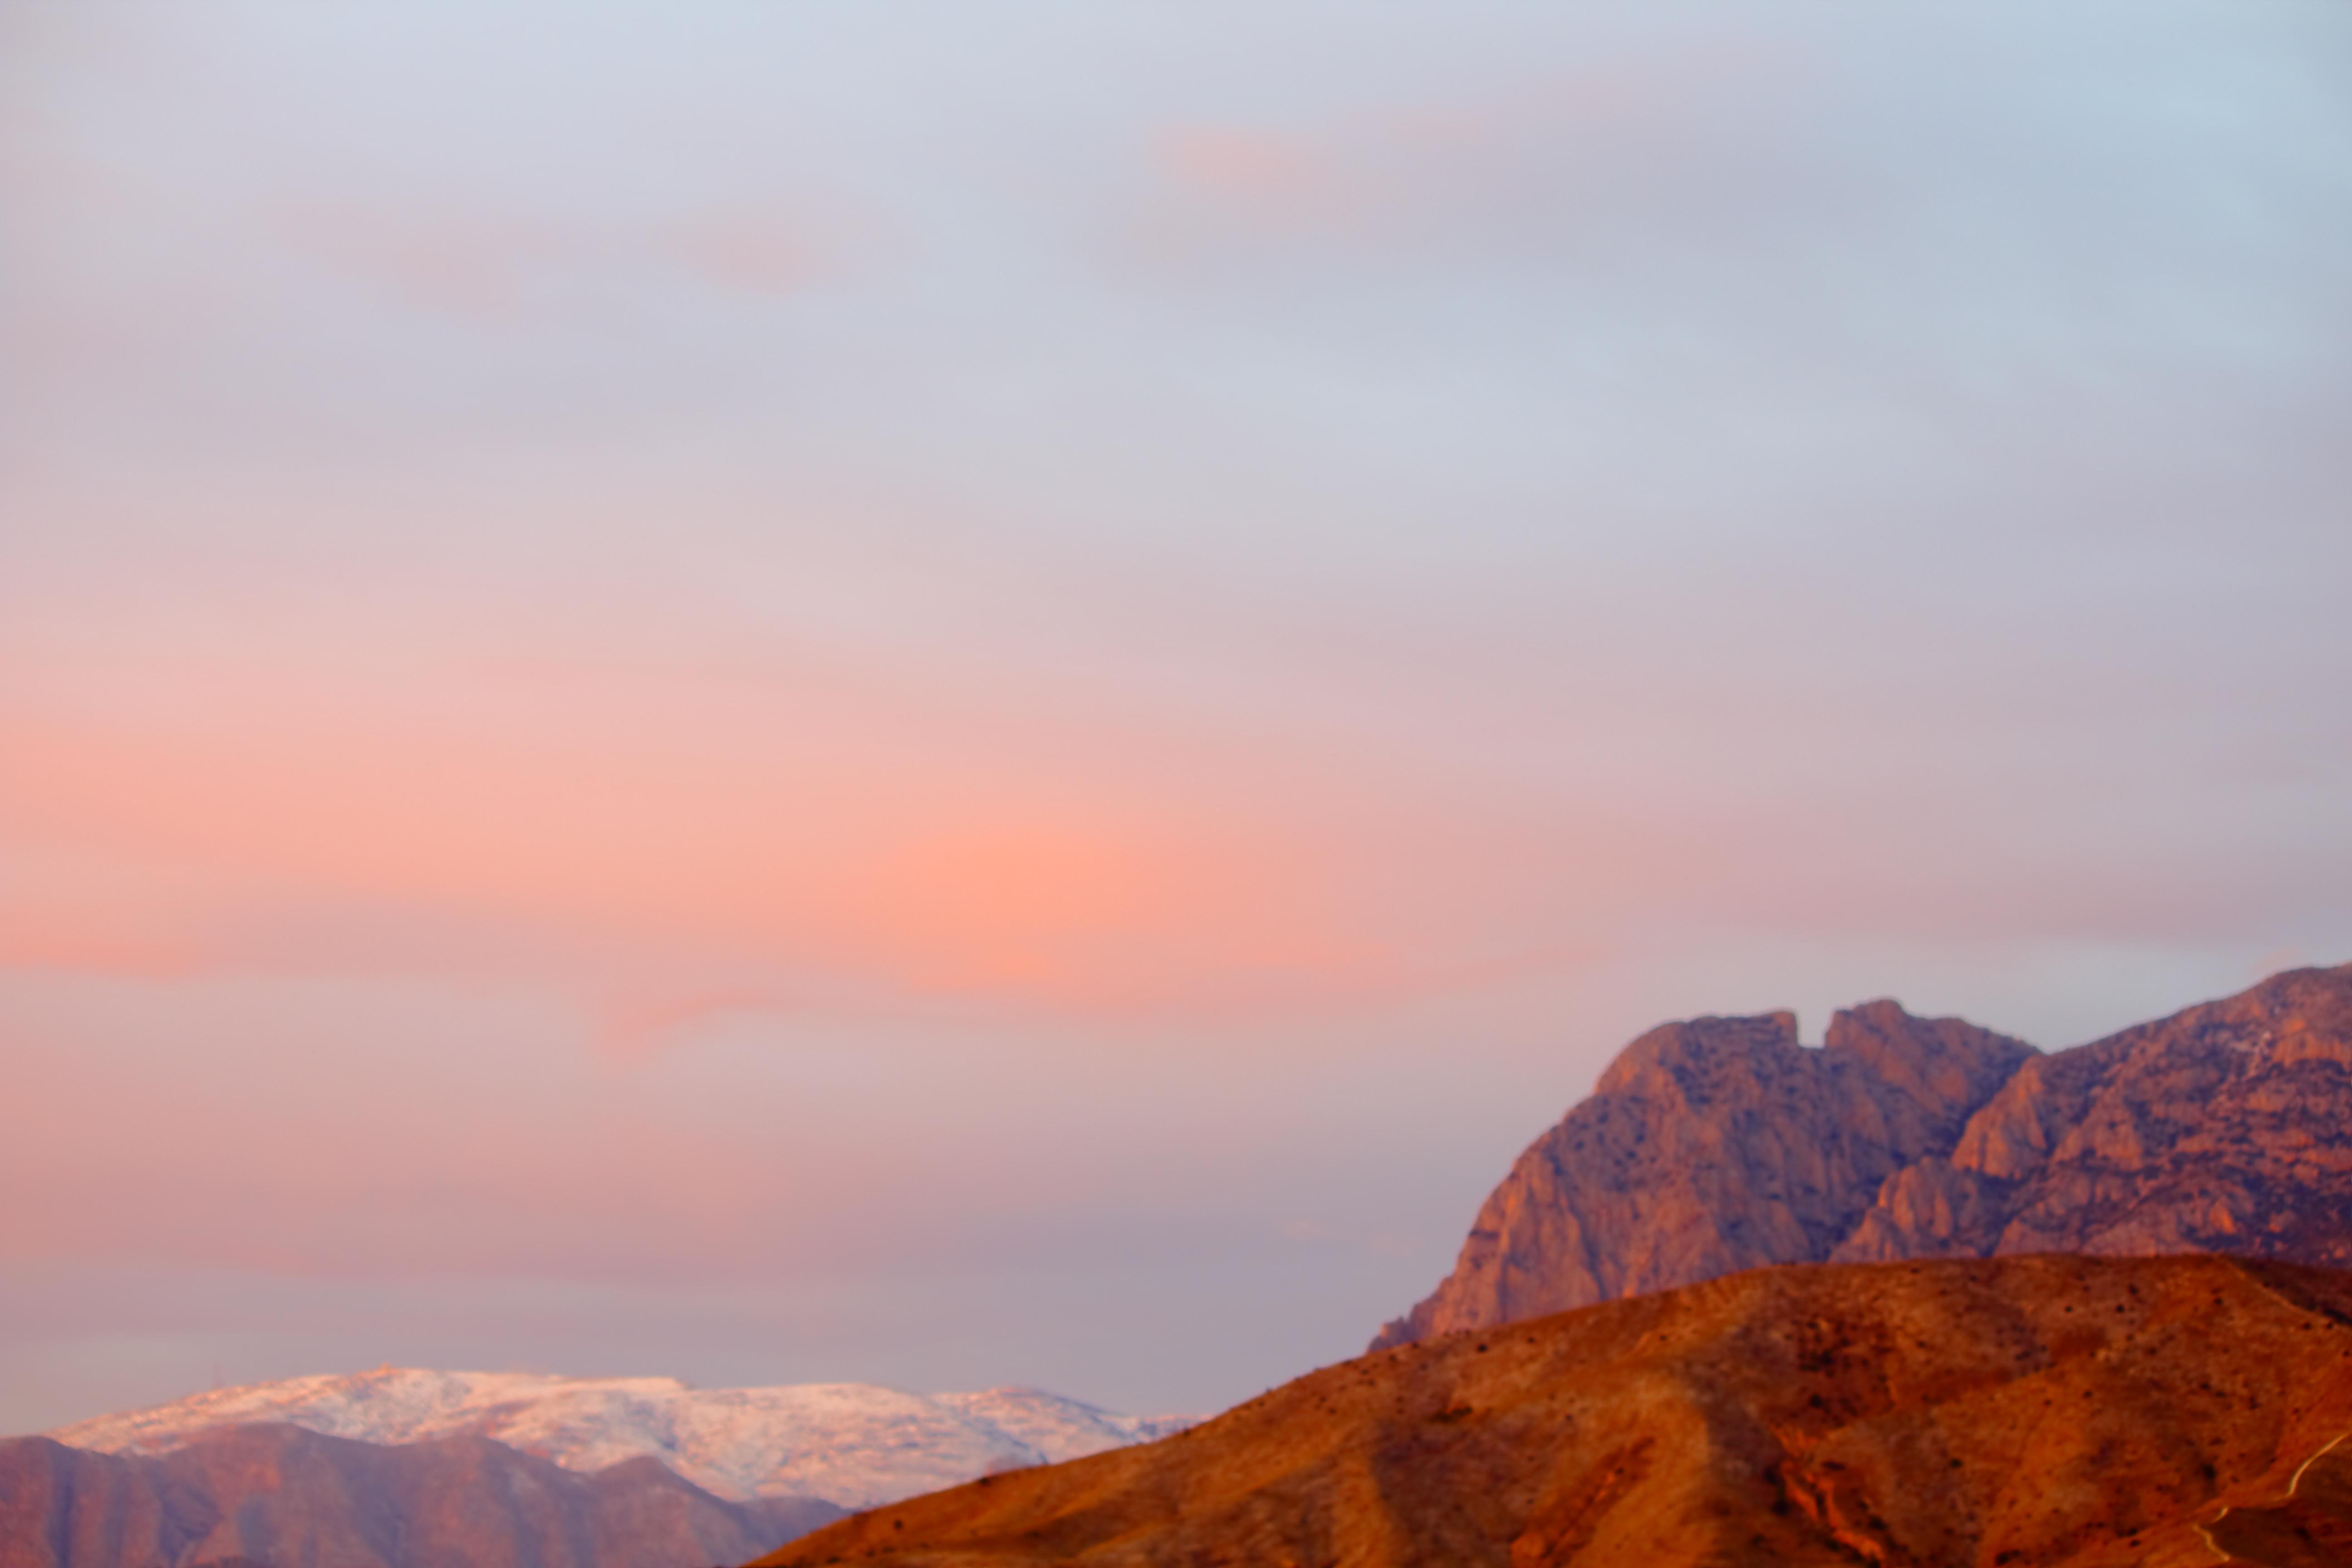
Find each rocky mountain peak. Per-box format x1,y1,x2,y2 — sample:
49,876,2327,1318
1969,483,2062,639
1838,960,2352,1267
1369,1000,2033,1350
1592,1009,1799,1099
1377,965,2352,1350
1822,997,2037,1127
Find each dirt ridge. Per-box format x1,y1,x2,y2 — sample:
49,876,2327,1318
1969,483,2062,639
755,1254,2352,1568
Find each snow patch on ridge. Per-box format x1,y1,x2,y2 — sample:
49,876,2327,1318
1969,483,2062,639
46,1368,1194,1509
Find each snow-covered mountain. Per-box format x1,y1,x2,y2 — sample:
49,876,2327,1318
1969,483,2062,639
46,1368,1194,1509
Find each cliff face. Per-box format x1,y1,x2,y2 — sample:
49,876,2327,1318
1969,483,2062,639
1377,964,2352,1350
0,1423,843,1568
1370,1001,2034,1349
755,1255,2352,1568
1836,963,2352,1268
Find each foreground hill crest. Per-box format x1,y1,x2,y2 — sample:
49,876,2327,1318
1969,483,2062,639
758,1255,2352,1568
1375,962,2352,1349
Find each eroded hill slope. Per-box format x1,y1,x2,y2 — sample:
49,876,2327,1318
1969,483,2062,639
754,1254,2352,1568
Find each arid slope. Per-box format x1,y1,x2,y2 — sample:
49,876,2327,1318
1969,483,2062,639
755,1255,2352,1568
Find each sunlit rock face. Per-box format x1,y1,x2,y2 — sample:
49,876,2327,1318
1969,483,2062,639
1376,963,2352,1349
1836,962,2352,1268
1371,1001,2034,1348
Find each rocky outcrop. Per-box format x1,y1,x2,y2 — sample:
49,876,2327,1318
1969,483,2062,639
1835,961,2352,1267
0,1422,843,1568
754,1255,2352,1568
1376,964,2352,1350
1369,1001,2034,1348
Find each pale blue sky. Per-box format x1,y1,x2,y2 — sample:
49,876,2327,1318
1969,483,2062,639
3,0,2349,1431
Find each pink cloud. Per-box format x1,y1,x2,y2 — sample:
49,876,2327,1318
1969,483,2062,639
1130,34,1793,265
1156,127,1334,211
667,206,827,296
274,200,566,320
0,645,1418,1023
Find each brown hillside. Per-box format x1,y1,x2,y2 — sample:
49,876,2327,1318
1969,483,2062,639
753,1255,2352,1568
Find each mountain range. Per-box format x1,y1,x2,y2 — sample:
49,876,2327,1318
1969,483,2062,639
46,1369,1190,1509
0,1423,842,1568
8,1372,1187,1568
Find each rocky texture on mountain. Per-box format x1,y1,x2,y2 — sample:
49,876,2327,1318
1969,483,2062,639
49,1370,1191,1509
0,1422,843,1568
1376,964,2352,1350
1371,1000,2035,1348
754,1254,2352,1568
1836,963,2352,1268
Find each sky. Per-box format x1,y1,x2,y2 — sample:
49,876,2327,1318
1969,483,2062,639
4,0,2350,1434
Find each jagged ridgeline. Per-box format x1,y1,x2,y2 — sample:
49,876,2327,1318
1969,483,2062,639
1375,962,2352,1349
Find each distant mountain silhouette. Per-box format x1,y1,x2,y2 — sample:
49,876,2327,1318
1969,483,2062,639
20,1371,1196,1568
0,1422,842,1568
754,1254,2352,1568
1374,963,2352,1349
49,1369,1186,1510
